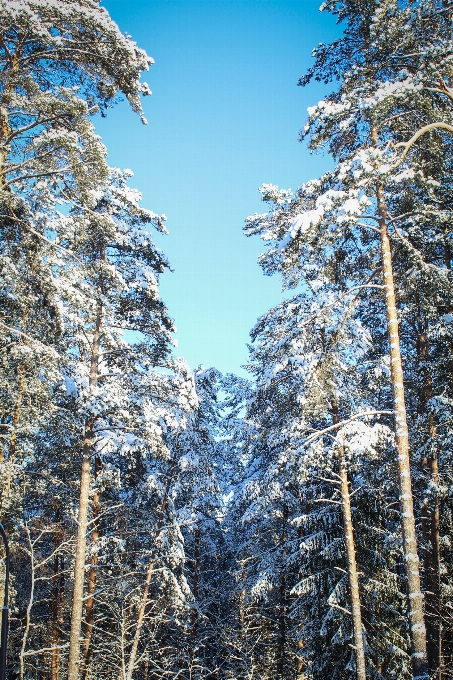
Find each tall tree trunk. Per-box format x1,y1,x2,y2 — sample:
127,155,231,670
189,527,200,668
443,233,453,399
296,520,305,680
276,505,288,680
238,569,246,638
332,405,367,680
421,459,441,678
374,170,428,678
51,508,65,680
416,303,442,678
294,488,309,680
125,457,177,680
67,304,102,680
82,455,102,680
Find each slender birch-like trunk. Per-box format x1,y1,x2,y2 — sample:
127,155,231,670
189,526,200,670
20,524,36,680
67,305,102,680
421,456,441,678
125,457,177,680
332,405,367,680
236,567,247,680
443,233,453,398
374,171,428,678
82,456,102,680
190,527,200,644
238,569,246,638
276,505,288,680
296,510,305,680
51,509,65,680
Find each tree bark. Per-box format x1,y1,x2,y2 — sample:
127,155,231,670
51,508,65,680
276,505,288,680
416,304,442,678
189,526,200,668
82,455,102,680
67,304,102,680
421,456,441,678
375,176,428,679
238,569,246,638
296,517,305,680
332,405,367,680
443,233,453,399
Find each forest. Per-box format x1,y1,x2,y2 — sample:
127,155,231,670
1,0,453,679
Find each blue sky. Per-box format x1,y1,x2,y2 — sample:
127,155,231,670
99,0,339,376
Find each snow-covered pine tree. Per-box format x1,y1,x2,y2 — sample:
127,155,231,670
242,1,453,674
221,374,301,680
0,0,155,501
0,6,154,672
169,366,231,680
348,3,453,670
239,279,407,679
52,168,196,680
7,166,199,680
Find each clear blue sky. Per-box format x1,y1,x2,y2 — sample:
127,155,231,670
98,0,339,376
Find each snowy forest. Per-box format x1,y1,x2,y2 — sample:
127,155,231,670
1,0,453,679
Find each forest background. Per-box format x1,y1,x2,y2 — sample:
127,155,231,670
1,2,453,680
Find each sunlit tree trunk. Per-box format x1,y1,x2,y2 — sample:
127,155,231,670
332,405,367,680
443,231,453,399
296,518,305,680
82,455,102,680
374,169,428,678
276,505,288,680
189,526,200,670
68,304,102,680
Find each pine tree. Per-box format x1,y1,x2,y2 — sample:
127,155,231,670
241,1,453,674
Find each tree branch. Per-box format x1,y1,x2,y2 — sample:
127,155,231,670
394,122,453,163
300,410,393,449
